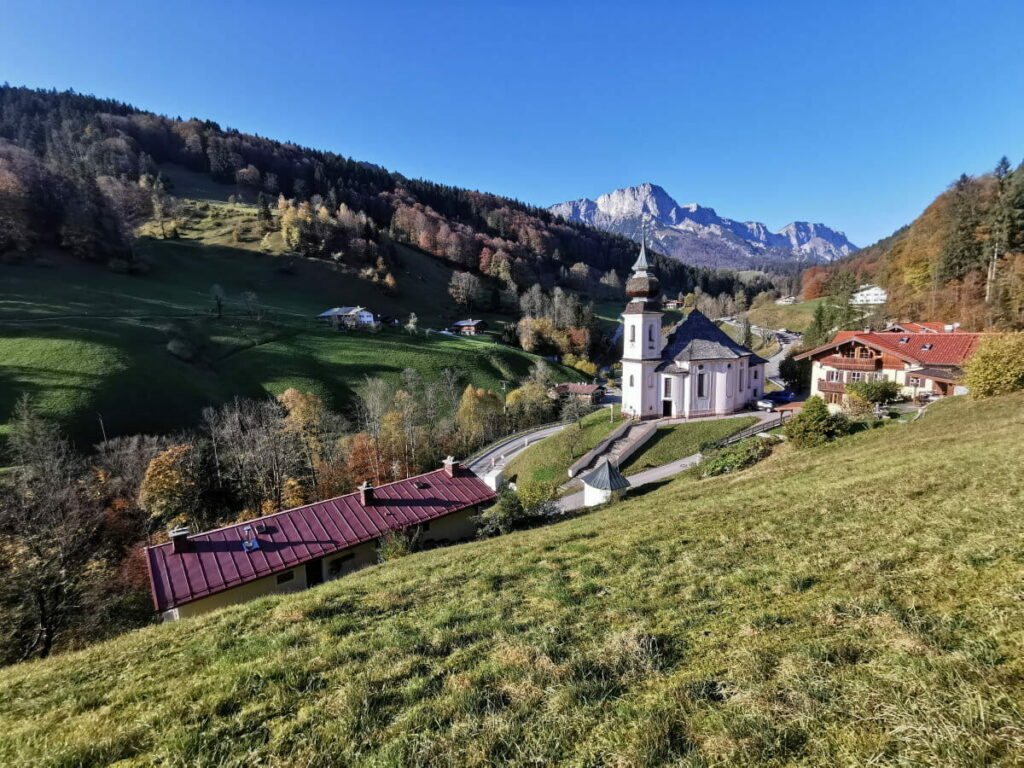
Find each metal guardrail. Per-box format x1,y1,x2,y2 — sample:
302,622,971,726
461,420,570,467
713,414,786,448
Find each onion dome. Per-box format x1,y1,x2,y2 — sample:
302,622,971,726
625,239,660,303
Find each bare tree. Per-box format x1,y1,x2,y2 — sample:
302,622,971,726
0,397,104,662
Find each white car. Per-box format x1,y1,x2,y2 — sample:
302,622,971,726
755,399,775,412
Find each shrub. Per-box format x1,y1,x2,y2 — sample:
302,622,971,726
700,436,775,477
964,333,1024,398
847,379,901,405
477,489,533,538
377,527,421,562
784,396,850,448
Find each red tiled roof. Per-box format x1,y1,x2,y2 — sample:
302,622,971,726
797,332,981,366
553,383,603,395
146,466,495,612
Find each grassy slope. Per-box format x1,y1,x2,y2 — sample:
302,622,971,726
2,394,1023,765
505,404,621,484
745,298,826,334
717,321,779,358
0,197,577,443
618,416,757,476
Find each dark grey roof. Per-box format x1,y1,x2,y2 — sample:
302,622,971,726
912,366,964,382
658,310,763,366
580,459,630,491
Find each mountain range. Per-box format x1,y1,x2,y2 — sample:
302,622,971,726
549,183,857,270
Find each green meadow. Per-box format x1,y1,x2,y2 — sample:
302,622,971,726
1,393,1022,765
0,203,578,443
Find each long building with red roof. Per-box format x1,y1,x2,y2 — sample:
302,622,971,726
147,459,495,620
796,330,982,406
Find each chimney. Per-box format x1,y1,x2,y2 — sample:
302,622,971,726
442,455,458,478
169,525,191,554
358,480,375,505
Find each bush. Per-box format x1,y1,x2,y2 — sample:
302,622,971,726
846,379,901,405
700,436,775,477
477,489,535,538
784,396,850,448
377,527,421,562
964,333,1024,398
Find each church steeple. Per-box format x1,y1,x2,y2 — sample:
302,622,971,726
625,224,660,307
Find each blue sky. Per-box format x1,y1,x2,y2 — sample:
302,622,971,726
3,0,1023,246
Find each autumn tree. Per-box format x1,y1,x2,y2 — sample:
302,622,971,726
964,332,1024,397
137,444,201,529
456,385,504,448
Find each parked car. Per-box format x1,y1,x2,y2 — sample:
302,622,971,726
765,390,795,403
755,399,776,412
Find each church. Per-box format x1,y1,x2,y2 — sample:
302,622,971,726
620,243,767,419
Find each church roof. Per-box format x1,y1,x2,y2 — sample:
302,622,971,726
580,459,630,491
632,239,650,271
657,310,767,369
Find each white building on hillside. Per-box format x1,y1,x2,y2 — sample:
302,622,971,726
318,306,376,327
850,284,888,306
620,242,767,419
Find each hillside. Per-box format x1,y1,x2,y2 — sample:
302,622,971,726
550,183,857,270
800,157,1024,329
2,393,1022,765
0,86,753,303
0,193,582,443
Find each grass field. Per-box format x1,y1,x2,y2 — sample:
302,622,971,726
505,404,621,485
618,415,757,476
744,298,825,334
0,201,574,443
1,393,1022,765
717,321,779,358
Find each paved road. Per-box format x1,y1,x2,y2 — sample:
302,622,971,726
558,410,777,512
720,317,801,383
465,423,567,477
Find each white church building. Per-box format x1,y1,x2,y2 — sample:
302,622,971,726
621,243,767,419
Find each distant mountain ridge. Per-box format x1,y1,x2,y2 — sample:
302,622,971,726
550,183,857,270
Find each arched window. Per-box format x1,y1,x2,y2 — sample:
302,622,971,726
629,375,635,387
648,324,653,342
629,325,636,343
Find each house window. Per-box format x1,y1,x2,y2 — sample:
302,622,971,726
909,376,921,386
849,372,863,382
857,347,871,359
276,571,295,585
827,370,843,382
327,553,355,577
697,373,707,398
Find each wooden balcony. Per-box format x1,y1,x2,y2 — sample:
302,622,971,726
817,379,846,394
822,355,880,371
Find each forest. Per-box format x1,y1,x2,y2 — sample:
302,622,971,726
801,157,1024,329
0,85,763,302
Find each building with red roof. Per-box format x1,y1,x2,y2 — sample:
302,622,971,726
147,459,495,620
795,331,982,405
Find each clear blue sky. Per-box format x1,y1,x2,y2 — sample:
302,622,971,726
3,0,1023,246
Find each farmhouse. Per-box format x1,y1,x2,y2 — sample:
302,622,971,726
548,382,606,404
451,318,487,335
774,295,798,305
796,330,982,405
146,459,495,621
850,284,888,305
317,306,376,327
620,242,767,419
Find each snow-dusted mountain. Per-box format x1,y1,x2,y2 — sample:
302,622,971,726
549,183,856,270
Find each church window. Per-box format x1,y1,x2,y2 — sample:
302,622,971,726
629,375,634,387
739,369,744,390
648,324,654,342
753,369,758,379
629,326,635,343
664,378,671,397
697,373,706,398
